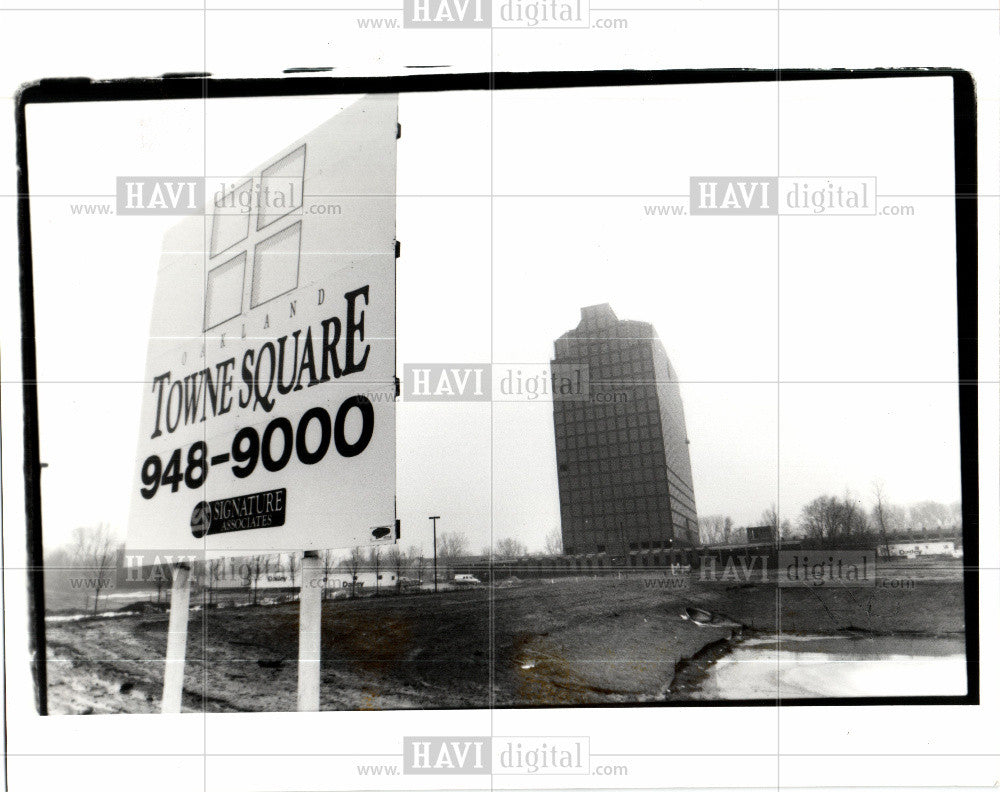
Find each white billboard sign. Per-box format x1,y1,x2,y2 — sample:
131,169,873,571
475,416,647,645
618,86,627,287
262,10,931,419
127,94,397,553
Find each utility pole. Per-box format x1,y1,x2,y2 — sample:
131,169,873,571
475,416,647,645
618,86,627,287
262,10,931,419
429,516,440,593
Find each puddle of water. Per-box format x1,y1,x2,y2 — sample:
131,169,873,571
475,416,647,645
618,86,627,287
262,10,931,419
697,634,966,699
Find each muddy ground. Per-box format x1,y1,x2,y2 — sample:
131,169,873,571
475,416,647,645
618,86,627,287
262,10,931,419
45,566,966,714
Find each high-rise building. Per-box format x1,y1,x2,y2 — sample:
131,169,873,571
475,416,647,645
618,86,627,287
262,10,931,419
551,304,698,557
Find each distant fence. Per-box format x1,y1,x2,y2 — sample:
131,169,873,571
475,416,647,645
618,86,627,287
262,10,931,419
453,542,821,581
456,547,714,580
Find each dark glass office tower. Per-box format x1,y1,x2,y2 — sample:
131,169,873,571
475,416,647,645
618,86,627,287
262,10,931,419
552,304,698,557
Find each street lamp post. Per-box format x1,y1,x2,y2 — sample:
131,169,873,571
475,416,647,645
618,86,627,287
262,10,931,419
429,516,440,593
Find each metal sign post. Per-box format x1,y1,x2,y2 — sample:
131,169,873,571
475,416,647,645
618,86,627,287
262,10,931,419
297,550,322,712
161,562,191,714
429,516,440,593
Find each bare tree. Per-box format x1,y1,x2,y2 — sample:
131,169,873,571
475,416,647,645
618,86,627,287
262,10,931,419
285,553,300,600
697,515,733,545
71,523,119,616
800,497,838,544
344,546,365,598
206,557,225,606
948,501,962,531
244,555,272,605
437,532,469,580
871,482,894,558
406,546,426,584
321,549,337,600
43,545,75,607
385,546,406,593
543,529,563,556
800,494,872,547
841,492,872,541
761,504,793,541
367,546,383,595
438,532,468,559
495,537,527,559
907,500,954,533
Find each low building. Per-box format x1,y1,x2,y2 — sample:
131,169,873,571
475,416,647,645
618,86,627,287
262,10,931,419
886,540,962,559
325,571,397,591
745,525,775,544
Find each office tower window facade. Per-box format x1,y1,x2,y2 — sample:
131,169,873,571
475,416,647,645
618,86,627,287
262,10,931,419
552,304,698,556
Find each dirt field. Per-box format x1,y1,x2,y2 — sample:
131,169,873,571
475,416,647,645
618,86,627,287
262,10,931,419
45,565,967,714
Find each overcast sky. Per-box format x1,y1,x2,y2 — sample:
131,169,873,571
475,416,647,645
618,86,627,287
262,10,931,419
25,77,962,555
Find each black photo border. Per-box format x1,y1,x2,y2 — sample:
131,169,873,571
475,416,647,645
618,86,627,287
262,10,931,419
14,68,979,716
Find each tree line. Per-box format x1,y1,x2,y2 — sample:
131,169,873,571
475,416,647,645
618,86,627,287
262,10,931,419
49,525,557,613
699,488,962,550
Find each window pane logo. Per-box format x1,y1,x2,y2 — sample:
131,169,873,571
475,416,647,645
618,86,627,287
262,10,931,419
204,145,306,331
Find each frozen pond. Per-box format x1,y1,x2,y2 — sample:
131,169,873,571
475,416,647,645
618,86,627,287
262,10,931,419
696,634,966,699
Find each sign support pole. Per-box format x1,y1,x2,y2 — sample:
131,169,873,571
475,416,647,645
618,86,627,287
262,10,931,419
297,550,322,712
161,562,191,714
